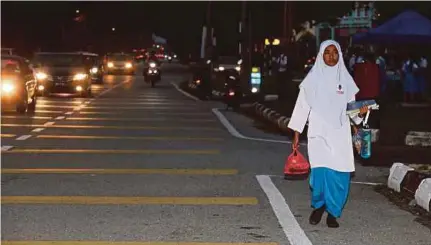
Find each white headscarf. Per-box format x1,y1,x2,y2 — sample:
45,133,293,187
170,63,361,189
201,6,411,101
299,40,359,129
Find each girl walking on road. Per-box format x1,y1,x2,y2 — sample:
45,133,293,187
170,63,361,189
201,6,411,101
288,40,368,228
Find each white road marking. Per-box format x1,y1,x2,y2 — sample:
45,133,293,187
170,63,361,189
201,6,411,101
1,145,14,151
44,122,55,126
15,135,32,141
256,175,313,245
351,181,382,186
171,81,301,145
65,112,73,115
74,107,81,111
97,79,130,97
55,116,66,120
32,128,45,132
212,108,297,144
171,82,200,101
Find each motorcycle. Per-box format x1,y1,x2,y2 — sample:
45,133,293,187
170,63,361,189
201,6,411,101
223,72,241,110
144,62,161,87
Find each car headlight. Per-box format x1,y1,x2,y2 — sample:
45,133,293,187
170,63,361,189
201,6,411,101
149,62,156,68
36,72,48,80
2,81,15,93
218,66,225,71
107,62,114,68
235,66,241,72
91,67,98,74
125,63,133,68
73,73,88,81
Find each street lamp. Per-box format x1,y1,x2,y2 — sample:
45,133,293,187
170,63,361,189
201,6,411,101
112,27,116,31
76,9,80,14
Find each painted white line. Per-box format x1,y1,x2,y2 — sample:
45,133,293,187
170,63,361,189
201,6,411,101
212,108,298,144
32,128,45,132
85,101,91,104
55,116,66,120
65,112,73,115
96,79,129,97
44,122,55,126
171,82,200,101
351,181,382,186
171,82,298,145
15,135,32,141
74,107,81,111
256,175,313,245
1,145,14,151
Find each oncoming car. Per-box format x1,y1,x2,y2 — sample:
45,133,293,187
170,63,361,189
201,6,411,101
1,55,37,113
32,52,92,97
104,53,135,75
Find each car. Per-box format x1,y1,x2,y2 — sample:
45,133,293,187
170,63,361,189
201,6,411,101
78,52,104,84
32,52,92,97
104,53,135,75
1,55,37,113
213,56,241,73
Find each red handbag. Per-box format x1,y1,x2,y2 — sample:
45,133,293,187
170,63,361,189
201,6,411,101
284,146,310,180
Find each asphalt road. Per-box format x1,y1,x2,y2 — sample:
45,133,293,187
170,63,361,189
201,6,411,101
1,62,430,245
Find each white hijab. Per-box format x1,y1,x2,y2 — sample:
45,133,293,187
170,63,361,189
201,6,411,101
300,40,359,129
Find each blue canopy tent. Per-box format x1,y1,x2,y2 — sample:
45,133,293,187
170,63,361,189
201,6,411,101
353,10,431,44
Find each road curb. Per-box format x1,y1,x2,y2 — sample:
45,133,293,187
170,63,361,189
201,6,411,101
253,102,290,132
387,162,431,213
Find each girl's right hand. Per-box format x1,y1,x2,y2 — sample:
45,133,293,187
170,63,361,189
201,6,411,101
292,131,300,150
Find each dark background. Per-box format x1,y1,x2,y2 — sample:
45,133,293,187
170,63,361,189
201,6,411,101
2,1,431,58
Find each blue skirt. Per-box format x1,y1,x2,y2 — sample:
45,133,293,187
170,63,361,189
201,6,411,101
403,74,420,93
309,167,351,218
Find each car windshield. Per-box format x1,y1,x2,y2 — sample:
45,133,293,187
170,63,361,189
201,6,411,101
33,54,84,67
217,56,238,65
108,55,132,62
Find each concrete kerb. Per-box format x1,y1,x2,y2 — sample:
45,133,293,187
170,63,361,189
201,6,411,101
387,162,431,213
252,102,292,133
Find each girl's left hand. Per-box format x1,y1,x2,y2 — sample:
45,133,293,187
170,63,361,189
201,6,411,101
359,106,369,117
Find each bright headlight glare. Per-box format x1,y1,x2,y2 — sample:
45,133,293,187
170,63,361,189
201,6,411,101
125,63,132,68
73,73,87,80
91,67,98,73
107,62,114,68
218,66,225,71
2,82,14,93
235,66,241,72
149,63,156,68
36,72,48,80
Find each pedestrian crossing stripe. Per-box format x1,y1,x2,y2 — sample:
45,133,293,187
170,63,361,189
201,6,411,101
1,134,16,138
36,134,222,141
1,168,238,175
2,149,220,154
1,124,221,131
3,242,278,245
1,196,258,205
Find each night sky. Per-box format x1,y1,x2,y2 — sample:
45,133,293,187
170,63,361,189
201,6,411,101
2,1,431,58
